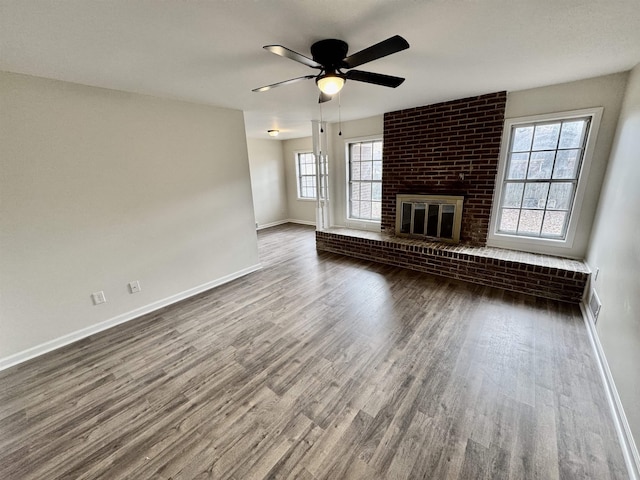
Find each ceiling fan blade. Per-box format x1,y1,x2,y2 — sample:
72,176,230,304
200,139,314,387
342,35,409,69
318,92,333,103
264,45,322,68
252,75,316,92
346,70,405,88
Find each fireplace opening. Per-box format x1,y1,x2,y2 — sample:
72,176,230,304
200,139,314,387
396,194,464,243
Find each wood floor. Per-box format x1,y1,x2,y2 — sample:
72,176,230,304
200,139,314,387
0,223,627,479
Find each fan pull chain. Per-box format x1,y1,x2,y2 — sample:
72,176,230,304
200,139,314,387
319,102,324,133
338,92,342,136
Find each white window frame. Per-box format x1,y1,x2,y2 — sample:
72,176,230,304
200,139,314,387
345,136,383,227
488,107,603,251
295,151,317,201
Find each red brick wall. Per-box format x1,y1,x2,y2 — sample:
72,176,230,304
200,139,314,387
382,92,507,245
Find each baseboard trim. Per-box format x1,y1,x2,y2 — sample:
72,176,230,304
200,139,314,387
0,263,262,372
286,218,316,226
256,219,316,230
256,219,289,230
580,301,640,480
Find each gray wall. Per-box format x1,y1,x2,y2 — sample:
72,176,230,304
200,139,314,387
587,63,640,448
282,136,316,224
247,138,288,227
492,72,628,258
0,71,259,363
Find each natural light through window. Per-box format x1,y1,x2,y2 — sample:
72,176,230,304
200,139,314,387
296,152,316,199
497,117,591,240
348,139,382,221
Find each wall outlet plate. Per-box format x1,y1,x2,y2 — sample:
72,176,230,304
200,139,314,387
92,291,106,305
129,281,141,294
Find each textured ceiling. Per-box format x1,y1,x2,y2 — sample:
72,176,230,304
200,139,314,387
2,0,639,139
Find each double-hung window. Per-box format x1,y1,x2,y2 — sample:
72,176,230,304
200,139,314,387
296,152,316,199
490,107,602,249
348,139,383,221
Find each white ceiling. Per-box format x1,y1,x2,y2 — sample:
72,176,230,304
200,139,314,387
2,0,639,140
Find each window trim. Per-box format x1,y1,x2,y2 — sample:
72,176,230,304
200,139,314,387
488,107,603,250
344,135,383,225
294,150,317,201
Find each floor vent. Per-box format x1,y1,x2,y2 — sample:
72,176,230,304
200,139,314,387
589,289,602,322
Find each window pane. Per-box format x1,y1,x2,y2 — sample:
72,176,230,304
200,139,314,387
360,182,372,201
360,201,372,218
373,161,382,180
499,208,520,232
527,151,554,179
351,162,361,180
552,149,580,179
558,120,586,149
507,153,529,179
373,141,383,160
351,201,360,218
372,182,382,201
547,182,573,210
351,144,361,161
522,183,549,209
503,182,524,208
360,162,372,180
517,210,543,235
532,123,561,150
361,143,373,160
512,126,534,152
348,140,382,221
372,202,381,220
351,183,360,201
542,211,567,237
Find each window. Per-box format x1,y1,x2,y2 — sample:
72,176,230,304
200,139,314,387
296,152,316,199
490,108,602,248
348,139,383,221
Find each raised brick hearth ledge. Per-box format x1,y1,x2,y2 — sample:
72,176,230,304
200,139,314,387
316,228,589,303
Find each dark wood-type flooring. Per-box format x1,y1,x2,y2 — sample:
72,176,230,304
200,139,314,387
0,223,627,479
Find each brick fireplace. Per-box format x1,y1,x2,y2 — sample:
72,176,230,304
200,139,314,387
315,91,590,303
382,91,507,245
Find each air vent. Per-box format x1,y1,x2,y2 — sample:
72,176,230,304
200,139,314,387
588,289,602,322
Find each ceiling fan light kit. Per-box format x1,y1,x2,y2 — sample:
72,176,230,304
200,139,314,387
253,35,409,102
316,73,344,95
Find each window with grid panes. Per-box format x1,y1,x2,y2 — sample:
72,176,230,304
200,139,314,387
348,140,383,221
296,152,316,199
496,115,593,239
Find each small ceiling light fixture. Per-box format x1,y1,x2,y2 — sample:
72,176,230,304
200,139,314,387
267,129,279,137
316,72,345,95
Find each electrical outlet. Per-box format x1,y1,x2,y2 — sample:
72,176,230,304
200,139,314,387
92,291,106,305
129,280,141,294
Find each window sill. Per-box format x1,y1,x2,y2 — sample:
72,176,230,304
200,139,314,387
487,231,579,257
345,218,381,232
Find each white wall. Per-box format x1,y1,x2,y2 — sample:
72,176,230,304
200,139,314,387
0,71,259,363
282,136,316,224
246,138,288,227
587,64,640,449
498,72,628,258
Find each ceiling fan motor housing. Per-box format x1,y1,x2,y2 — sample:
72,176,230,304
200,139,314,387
310,39,349,70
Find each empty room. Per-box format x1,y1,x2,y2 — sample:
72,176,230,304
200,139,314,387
1,1,639,479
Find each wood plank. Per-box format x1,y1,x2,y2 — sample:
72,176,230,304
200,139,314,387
0,223,628,479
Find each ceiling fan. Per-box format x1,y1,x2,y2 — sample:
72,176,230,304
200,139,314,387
252,35,410,103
